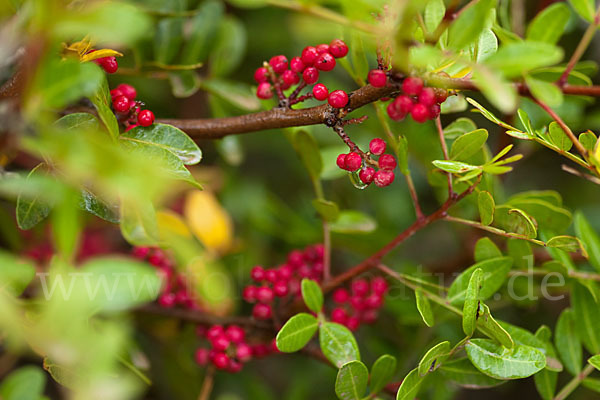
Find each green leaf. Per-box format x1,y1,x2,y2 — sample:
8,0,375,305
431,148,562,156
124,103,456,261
122,123,202,165
415,289,434,327
572,282,600,354
319,322,360,368
448,0,495,50
301,278,323,313
335,361,368,400
119,197,160,246
0,251,36,296
370,355,397,394
0,366,46,400
276,313,319,353
507,197,572,233
484,41,563,78
525,75,564,107
42,358,77,389
396,135,409,175
466,98,518,130
534,327,558,400
312,199,340,222
580,131,597,151
90,77,120,140
463,268,483,336
16,164,52,230
432,160,479,173
471,66,518,114
293,130,323,181
424,0,445,33
55,112,99,131
475,29,498,62
574,212,600,272
79,189,119,223
493,206,538,239
447,256,513,305
589,355,600,370
154,17,184,65
474,237,502,262
210,16,247,77
583,377,600,393
418,341,451,376
478,191,495,226
350,33,368,84
201,78,260,111
395,368,423,400
477,303,514,348
548,122,573,151
569,0,596,22
180,0,224,65
443,118,478,139
547,236,586,255
439,358,505,389
329,210,376,234
466,339,546,379
526,3,571,44
450,129,488,161
169,70,202,98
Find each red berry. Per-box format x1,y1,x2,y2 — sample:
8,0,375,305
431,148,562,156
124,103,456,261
434,88,448,103
316,44,330,54
113,95,131,113
290,57,305,73
195,348,210,365
228,359,243,373
278,265,293,281
251,266,265,282
254,67,268,83
236,343,253,362
374,170,395,187
369,138,386,155
352,279,369,297
368,69,387,87
270,338,280,353
378,154,397,170
98,57,118,74
175,289,189,305
125,123,138,132
116,83,137,100
242,285,257,302
288,250,304,267
256,286,274,303
336,154,348,169
212,353,230,370
269,55,288,74
344,152,362,172
402,76,424,96
372,277,388,295
110,89,123,99
386,101,406,121
302,67,319,84
137,110,155,127
346,316,361,331
333,288,350,304
429,104,441,119
359,167,376,184
331,308,348,325
301,46,319,66
211,335,230,351
328,90,348,108
361,309,378,324
206,325,224,341
273,280,289,297
312,83,329,101
298,264,312,278
315,52,336,71
418,87,436,107
282,70,300,86
265,269,278,283
132,246,149,259
252,303,272,319
410,103,430,123
314,244,325,259
256,82,273,99
225,325,245,343
350,296,365,311
329,39,348,58
158,292,176,307
252,344,270,358
365,294,383,309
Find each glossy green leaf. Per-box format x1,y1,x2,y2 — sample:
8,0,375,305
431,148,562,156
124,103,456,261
471,65,518,114
569,0,596,22
580,131,597,151
526,3,571,44
0,366,46,400
466,339,546,379
335,361,368,400
329,211,376,234
210,16,247,77
548,122,573,151
319,322,360,368
450,129,488,161
293,130,323,181
447,256,513,305
572,282,600,354
547,236,586,255
484,41,563,78
448,0,495,50
169,70,202,98
418,341,451,376
0,251,36,296
370,354,397,394
415,289,434,327
525,75,564,107
439,358,505,389
477,303,514,348
312,199,340,222
499,321,562,371
180,0,224,65
301,278,323,313
55,112,99,131
350,33,368,84
478,191,495,226
583,377,600,393
16,164,52,230
395,368,423,400
589,355,600,370
154,17,184,65
276,313,319,352
119,197,160,246
534,327,558,400
432,160,479,173
474,237,502,262
463,268,483,336
424,0,445,33
443,118,478,139
494,206,538,239
507,198,572,233
89,76,120,140
466,98,518,130
574,212,600,272
79,189,119,223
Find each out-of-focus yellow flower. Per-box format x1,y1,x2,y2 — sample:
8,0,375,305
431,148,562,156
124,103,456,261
184,190,233,255
62,37,122,62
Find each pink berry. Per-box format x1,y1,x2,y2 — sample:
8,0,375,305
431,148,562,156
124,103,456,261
369,138,386,155
359,167,376,184
113,95,130,113
429,104,441,119
378,154,397,170
316,44,330,54
256,286,274,303
116,83,137,100
302,67,319,84
273,281,289,297
336,154,348,169
346,316,361,331
418,87,436,107
313,244,324,259
315,52,336,71
254,67,268,83
211,335,230,351
374,170,395,187
402,76,424,96
288,250,304,267
372,277,388,295
256,82,273,99
132,246,149,259
331,308,348,325
137,110,155,127
328,90,348,108
195,348,210,365
269,55,288,74
344,152,362,172
242,285,257,302
228,359,243,373
386,101,406,121
395,95,414,114
225,325,245,343
333,288,350,304
278,265,293,281
312,83,329,101
252,303,272,320
410,103,430,123
368,69,387,87
265,269,278,283
301,46,319,66
282,70,300,86
329,39,348,58
350,296,365,311
236,343,253,362
206,325,224,341
158,292,176,307
212,353,230,370
290,57,305,73
365,294,383,309
352,279,369,297
251,266,265,282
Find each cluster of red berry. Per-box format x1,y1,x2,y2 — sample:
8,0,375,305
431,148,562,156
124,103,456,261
132,246,196,309
90,52,119,74
194,324,277,372
243,244,324,320
254,39,351,108
387,77,448,123
109,83,155,130
330,276,388,331
336,138,396,187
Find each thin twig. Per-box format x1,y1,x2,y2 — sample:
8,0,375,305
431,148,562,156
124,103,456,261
535,98,588,160
323,221,331,283
553,363,596,400
444,216,547,247
198,367,215,400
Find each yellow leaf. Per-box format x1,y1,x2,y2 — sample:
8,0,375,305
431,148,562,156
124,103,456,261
184,191,233,254
80,48,123,62
156,210,192,240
